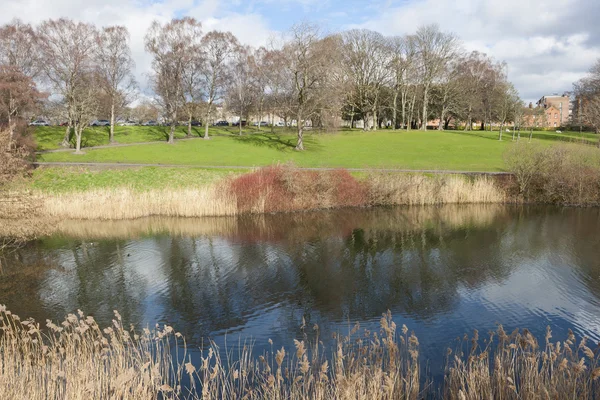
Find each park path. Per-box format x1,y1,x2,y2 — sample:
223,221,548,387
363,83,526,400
32,161,511,175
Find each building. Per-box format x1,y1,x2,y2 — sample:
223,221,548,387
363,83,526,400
522,103,562,129
536,94,571,126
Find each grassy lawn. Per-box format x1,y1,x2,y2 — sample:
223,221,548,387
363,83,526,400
35,128,598,172
26,166,240,193
34,125,254,151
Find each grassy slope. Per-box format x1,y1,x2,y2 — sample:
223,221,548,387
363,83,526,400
35,125,245,151
37,128,599,171
38,130,507,171
28,167,239,193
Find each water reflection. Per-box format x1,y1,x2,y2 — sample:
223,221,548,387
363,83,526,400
1,205,600,367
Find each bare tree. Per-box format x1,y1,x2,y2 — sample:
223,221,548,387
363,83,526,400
583,97,600,147
574,59,600,147
414,24,460,131
431,59,462,130
0,66,44,147
0,20,41,141
145,17,202,144
495,82,521,140
199,30,238,140
281,23,340,150
180,23,204,137
227,45,252,135
37,18,98,152
387,35,418,130
0,20,39,78
95,26,136,143
342,29,391,131
130,100,160,123
249,47,269,131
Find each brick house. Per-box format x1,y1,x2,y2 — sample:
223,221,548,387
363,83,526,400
523,104,562,128
536,94,571,126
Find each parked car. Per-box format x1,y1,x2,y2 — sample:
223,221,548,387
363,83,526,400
232,120,247,127
91,120,110,127
213,120,228,126
276,121,286,127
191,120,202,126
118,120,137,126
59,122,69,127
142,120,158,126
253,121,269,127
28,120,49,126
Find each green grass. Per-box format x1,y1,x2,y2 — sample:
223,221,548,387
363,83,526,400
34,125,288,151
28,166,240,193
36,128,599,172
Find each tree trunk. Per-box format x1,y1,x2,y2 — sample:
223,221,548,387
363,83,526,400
401,90,407,130
421,87,428,131
168,123,175,144
239,106,243,135
74,125,83,154
296,124,304,151
392,91,398,130
187,115,193,137
439,109,445,131
109,101,115,143
62,123,71,147
7,113,13,150
204,107,211,140
372,104,378,131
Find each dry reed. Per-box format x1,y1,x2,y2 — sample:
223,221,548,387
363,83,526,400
367,173,505,206
2,306,599,399
41,185,237,220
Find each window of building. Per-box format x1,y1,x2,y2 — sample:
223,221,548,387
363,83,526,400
554,122,557,127
555,113,558,118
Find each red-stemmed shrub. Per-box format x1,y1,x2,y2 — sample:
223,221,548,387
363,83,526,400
228,166,368,214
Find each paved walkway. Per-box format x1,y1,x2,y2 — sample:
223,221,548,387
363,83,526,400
32,162,511,175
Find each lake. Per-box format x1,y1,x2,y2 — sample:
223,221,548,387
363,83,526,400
1,205,599,378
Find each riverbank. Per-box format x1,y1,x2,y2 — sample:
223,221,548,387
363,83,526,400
3,166,506,221
1,305,598,399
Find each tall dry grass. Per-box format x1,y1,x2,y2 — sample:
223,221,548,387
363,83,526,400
445,325,600,399
41,185,237,220
367,173,505,206
2,306,599,399
0,307,420,400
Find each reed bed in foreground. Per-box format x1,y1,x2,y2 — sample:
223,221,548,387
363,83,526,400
1,306,599,399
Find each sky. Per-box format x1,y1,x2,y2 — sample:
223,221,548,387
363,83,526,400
1,0,599,103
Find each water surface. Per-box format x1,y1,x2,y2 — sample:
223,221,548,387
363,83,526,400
1,205,600,373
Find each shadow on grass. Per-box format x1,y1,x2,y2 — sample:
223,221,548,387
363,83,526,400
231,132,323,152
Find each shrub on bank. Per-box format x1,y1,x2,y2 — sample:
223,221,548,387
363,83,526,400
505,143,600,205
229,166,368,213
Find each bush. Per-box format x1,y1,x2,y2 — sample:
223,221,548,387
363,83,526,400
229,166,368,213
0,126,33,187
504,143,600,205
